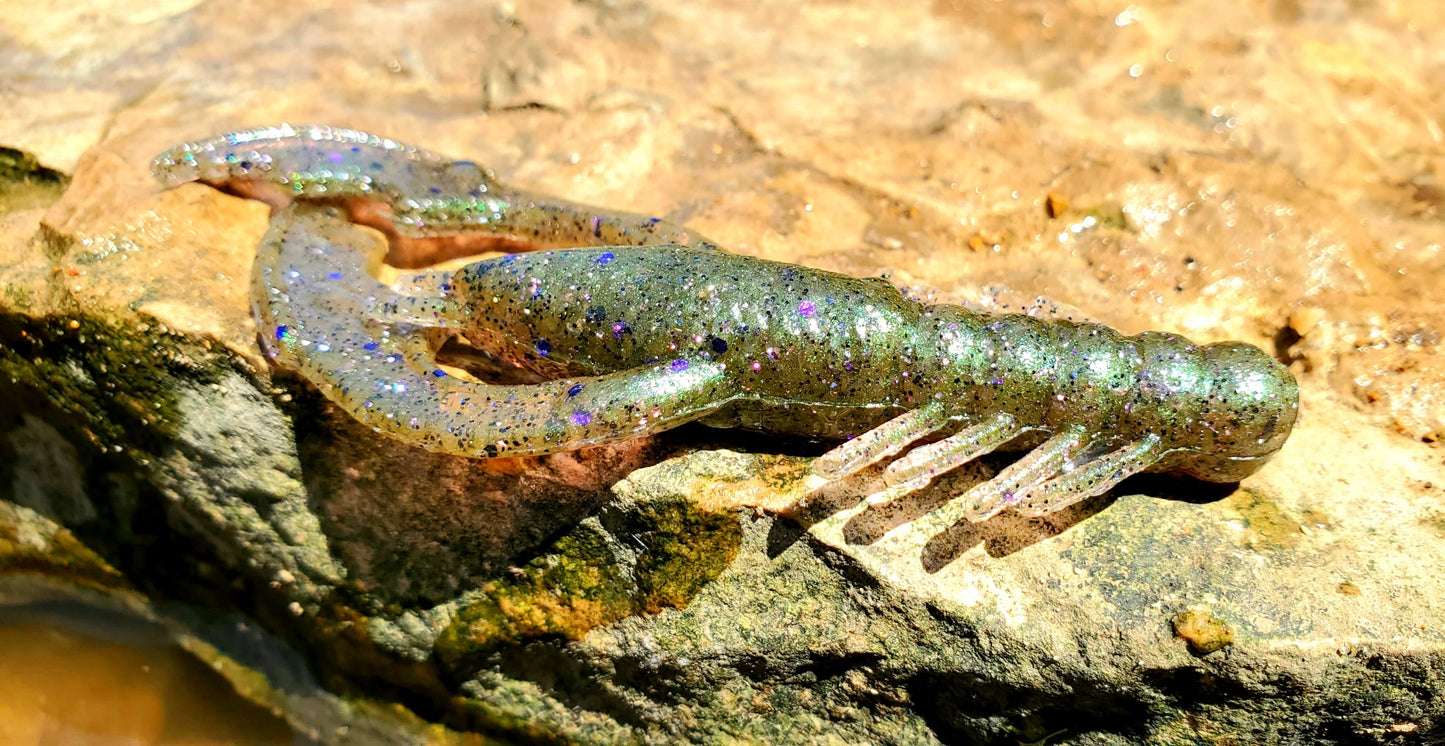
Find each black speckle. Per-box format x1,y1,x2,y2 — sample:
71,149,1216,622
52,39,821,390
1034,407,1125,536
711,337,728,354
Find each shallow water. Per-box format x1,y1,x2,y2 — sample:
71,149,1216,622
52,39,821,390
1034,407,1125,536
0,603,298,745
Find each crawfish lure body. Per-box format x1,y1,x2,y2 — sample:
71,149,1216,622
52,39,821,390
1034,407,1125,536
153,125,1298,523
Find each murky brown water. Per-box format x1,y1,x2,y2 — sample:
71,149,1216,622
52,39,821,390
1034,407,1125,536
0,604,297,745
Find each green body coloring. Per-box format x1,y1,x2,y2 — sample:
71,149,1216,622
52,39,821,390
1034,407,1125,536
153,125,1299,523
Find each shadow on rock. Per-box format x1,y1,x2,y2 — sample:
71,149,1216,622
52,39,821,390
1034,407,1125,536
768,451,1246,572
287,379,677,608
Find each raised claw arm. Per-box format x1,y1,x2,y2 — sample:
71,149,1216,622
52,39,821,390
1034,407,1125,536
153,124,716,252
255,202,738,458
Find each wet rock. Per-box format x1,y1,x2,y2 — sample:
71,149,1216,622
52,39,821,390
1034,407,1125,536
2,0,1444,744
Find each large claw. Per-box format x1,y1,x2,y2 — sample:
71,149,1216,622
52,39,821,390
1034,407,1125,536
152,123,716,251
253,202,738,458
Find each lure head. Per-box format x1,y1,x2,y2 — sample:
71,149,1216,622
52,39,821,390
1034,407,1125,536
1172,342,1300,482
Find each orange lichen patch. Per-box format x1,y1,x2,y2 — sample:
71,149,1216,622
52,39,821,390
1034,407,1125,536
435,492,741,671
435,539,632,669
1172,608,1236,655
500,594,613,637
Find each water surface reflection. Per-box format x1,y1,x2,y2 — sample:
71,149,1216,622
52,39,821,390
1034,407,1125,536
0,603,298,745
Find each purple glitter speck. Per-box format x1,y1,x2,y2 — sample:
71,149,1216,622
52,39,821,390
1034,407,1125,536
567,384,584,397
798,300,816,318
670,359,690,373
536,339,551,357
596,252,615,265
327,151,345,164
612,321,629,339
327,271,343,280
571,411,593,426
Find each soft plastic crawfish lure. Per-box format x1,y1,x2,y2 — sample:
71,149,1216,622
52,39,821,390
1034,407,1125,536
152,125,1298,526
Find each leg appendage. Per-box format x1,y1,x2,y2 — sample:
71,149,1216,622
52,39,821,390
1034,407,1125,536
1016,435,1164,517
883,411,1023,486
912,426,1090,532
813,403,953,479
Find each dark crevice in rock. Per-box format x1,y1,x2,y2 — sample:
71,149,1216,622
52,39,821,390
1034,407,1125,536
795,650,888,683
492,641,651,728
907,669,1155,745
664,418,834,459
609,650,700,706
1142,652,1445,744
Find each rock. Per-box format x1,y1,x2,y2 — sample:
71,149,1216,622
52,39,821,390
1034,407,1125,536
1172,608,1235,656
2,0,1444,744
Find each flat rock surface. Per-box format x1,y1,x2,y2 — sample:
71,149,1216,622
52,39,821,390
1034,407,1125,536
2,1,1444,744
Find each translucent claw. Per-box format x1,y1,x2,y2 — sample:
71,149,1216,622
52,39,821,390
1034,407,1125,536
153,124,501,200
882,411,1023,486
255,202,740,458
1016,435,1164,517
813,403,952,479
370,270,467,328
151,124,716,250
916,425,1090,527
